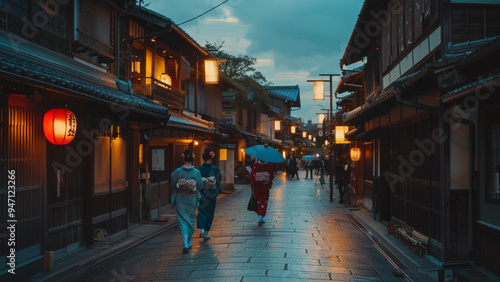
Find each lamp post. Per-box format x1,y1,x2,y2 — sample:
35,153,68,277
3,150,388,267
308,73,340,202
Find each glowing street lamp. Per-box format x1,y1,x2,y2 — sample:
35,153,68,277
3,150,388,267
308,74,341,202
313,81,325,100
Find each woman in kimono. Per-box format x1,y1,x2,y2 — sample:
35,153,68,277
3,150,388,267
197,148,222,240
249,158,274,225
171,149,204,253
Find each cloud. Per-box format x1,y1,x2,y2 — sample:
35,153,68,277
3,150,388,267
205,7,238,23
146,0,364,122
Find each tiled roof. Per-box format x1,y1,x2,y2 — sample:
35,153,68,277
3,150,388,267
0,33,168,119
168,113,214,134
440,72,500,104
265,85,300,102
131,6,208,56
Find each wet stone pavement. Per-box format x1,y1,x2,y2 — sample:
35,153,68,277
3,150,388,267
65,171,432,281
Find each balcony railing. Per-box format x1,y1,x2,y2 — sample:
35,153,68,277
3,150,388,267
74,28,114,63
132,77,185,109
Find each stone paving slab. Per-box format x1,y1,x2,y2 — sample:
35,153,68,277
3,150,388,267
56,171,439,281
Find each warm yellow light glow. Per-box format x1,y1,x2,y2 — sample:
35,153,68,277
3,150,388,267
159,73,171,86
194,141,199,145
351,147,361,161
291,126,296,134
139,144,143,164
335,126,351,144
275,120,281,131
302,131,307,138
325,140,329,146
317,113,326,124
282,151,286,159
146,48,153,84
313,137,316,142
313,81,325,101
133,61,140,73
220,148,227,161
205,59,219,84
308,134,312,140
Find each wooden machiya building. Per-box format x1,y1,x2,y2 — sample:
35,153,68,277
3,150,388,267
121,6,234,216
0,0,174,278
339,0,500,279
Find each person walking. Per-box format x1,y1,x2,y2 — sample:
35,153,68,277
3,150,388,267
249,159,274,225
285,154,294,179
197,148,222,240
295,155,301,180
335,151,351,204
286,153,298,180
305,161,314,179
171,149,204,253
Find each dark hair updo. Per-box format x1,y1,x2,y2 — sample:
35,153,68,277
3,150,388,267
183,149,194,162
202,148,214,161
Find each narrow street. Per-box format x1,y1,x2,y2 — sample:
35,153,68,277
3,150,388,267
64,171,433,281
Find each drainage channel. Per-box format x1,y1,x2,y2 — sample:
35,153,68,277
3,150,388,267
346,213,413,281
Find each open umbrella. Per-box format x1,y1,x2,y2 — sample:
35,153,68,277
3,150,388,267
245,144,285,163
301,155,316,161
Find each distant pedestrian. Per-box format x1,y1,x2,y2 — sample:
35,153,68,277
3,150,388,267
249,159,275,225
295,156,301,180
312,158,320,175
305,161,314,179
335,151,351,204
286,153,298,180
197,148,222,240
171,149,204,253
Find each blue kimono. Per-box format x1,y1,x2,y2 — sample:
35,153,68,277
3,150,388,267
196,163,222,232
171,165,203,237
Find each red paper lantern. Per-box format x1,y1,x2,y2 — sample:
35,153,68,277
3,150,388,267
43,108,77,145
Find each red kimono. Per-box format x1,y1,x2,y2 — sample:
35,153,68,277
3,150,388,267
249,161,274,217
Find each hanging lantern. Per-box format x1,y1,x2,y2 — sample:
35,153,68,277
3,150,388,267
205,59,219,84
350,147,361,161
275,120,281,131
313,81,325,101
43,108,77,145
159,73,172,86
335,126,350,144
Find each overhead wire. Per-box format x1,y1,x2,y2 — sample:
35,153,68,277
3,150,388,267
177,0,229,26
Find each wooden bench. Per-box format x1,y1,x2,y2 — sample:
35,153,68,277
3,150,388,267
395,227,414,246
411,230,429,256
395,227,429,256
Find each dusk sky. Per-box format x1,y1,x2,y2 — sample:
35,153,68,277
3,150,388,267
147,0,364,123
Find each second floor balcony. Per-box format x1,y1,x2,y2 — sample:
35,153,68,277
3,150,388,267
131,76,185,110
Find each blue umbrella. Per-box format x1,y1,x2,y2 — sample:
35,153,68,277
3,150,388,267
245,144,285,163
301,155,316,161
